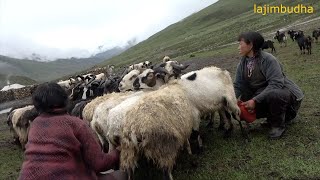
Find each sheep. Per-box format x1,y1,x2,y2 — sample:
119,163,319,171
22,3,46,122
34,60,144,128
76,73,96,82
305,36,312,55
312,29,320,42
95,73,106,81
120,85,198,180
57,79,75,90
91,91,146,152
294,31,312,55
163,56,171,62
104,75,121,94
179,66,240,129
127,62,151,73
160,61,189,82
143,61,152,68
90,91,148,149
82,92,136,123
118,69,141,92
133,66,235,137
261,40,276,53
70,100,91,119
274,30,287,47
120,66,240,179
7,105,39,149
132,69,165,91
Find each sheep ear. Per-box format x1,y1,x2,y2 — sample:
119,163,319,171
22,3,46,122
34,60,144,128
150,65,154,69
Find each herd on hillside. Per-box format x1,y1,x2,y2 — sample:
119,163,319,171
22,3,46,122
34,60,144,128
5,28,320,180
262,28,320,54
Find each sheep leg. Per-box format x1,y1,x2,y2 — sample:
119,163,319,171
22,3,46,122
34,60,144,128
190,130,203,154
218,110,233,138
218,112,225,131
127,169,134,180
197,134,203,153
185,140,192,155
163,168,173,180
206,112,214,128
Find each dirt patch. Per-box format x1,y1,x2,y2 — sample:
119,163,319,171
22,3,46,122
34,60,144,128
182,54,239,75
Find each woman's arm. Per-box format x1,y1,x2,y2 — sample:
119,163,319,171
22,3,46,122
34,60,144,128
234,62,243,99
253,55,284,103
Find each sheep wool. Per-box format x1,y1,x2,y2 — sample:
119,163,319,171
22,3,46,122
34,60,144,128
120,84,196,172
82,92,134,122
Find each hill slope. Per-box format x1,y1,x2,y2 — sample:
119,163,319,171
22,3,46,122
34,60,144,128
99,0,320,68
0,74,37,89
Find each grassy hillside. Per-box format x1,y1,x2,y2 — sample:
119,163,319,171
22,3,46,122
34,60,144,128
0,74,37,89
99,0,319,68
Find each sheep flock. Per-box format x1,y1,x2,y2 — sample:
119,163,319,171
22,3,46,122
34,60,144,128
7,56,242,180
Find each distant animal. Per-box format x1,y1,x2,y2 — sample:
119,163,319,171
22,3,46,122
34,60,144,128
294,31,312,55
287,30,298,41
261,40,276,53
305,36,312,55
312,29,320,43
163,55,171,62
274,31,287,47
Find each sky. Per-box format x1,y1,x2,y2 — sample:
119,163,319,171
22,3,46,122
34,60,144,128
0,0,217,60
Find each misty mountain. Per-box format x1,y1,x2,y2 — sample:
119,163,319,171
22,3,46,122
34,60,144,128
0,73,37,89
0,44,132,85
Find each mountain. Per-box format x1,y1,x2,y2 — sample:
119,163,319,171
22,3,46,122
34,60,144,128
98,0,320,67
0,44,131,83
0,73,37,89
1,0,319,84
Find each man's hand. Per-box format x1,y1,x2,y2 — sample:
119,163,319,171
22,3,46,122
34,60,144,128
241,99,256,112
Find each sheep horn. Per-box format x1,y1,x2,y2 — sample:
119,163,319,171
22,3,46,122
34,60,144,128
154,66,169,75
171,63,189,71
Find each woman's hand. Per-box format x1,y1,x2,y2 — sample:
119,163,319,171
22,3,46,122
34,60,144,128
241,99,256,112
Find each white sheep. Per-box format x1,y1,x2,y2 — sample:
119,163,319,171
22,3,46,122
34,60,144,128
118,69,141,92
95,73,106,81
57,79,75,90
82,92,135,123
120,84,199,180
90,91,146,152
120,66,240,179
132,68,167,91
163,55,171,62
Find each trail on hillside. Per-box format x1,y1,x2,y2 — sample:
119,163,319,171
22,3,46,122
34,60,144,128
219,16,320,48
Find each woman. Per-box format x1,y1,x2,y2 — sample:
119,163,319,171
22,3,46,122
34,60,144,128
234,31,304,139
19,82,127,180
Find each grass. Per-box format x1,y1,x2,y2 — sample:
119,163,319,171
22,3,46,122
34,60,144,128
1,0,320,179
1,37,320,180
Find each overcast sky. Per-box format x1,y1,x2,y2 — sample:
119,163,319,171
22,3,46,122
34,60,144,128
0,0,217,60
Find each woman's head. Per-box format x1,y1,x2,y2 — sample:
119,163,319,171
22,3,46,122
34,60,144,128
32,82,68,113
238,32,264,57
